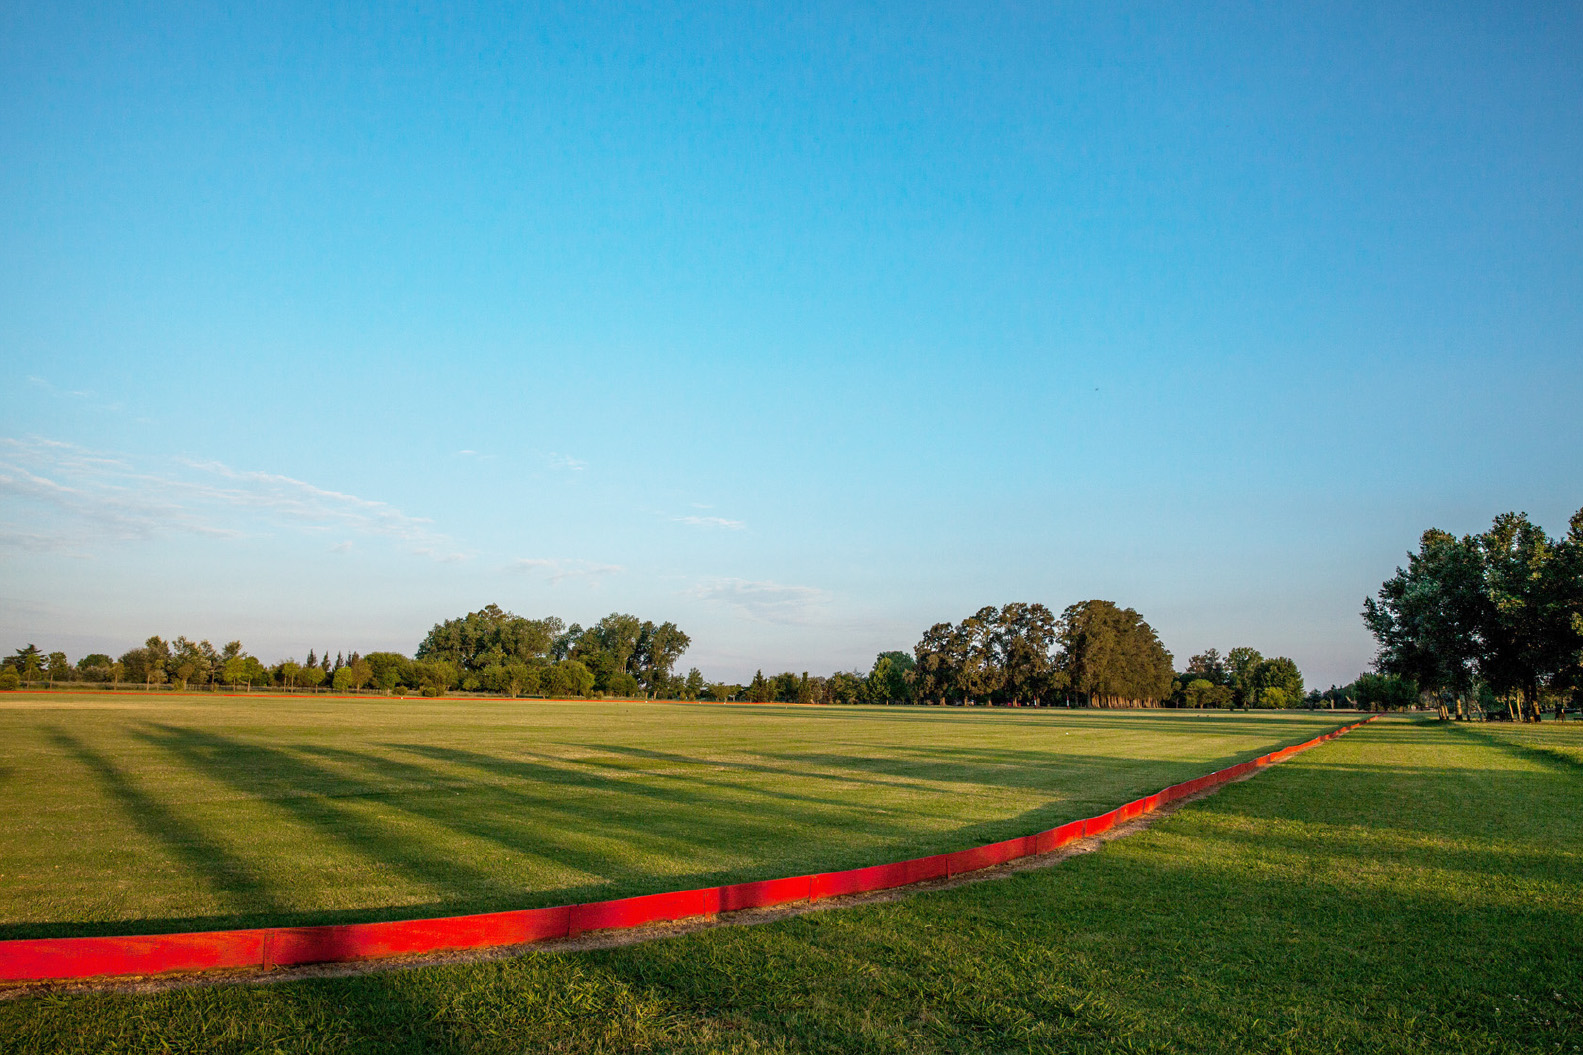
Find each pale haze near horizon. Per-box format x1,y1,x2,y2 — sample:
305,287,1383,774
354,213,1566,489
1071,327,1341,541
2,3,1580,689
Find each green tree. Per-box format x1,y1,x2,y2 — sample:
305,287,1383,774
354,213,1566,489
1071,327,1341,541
417,605,563,672
996,603,1056,706
604,671,641,698
635,621,691,693
745,670,771,703
365,652,411,693
222,655,267,689
45,651,69,687
1224,647,1264,709
11,644,43,684
913,622,960,706
1055,600,1174,708
1364,528,1486,718
547,659,595,698
1365,509,1583,721
1351,673,1420,711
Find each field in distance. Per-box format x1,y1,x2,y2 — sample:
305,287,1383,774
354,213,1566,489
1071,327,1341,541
0,693,1349,939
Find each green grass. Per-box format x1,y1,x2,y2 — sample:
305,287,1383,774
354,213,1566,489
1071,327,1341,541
0,694,1344,939
4,716,1579,1053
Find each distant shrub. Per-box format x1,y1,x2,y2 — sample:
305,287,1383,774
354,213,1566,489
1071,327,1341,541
0,670,19,690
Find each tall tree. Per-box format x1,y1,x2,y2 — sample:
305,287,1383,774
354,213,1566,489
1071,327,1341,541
1363,528,1486,717
1055,600,1174,708
913,622,960,706
997,603,1056,706
1365,509,1583,721
634,621,691,693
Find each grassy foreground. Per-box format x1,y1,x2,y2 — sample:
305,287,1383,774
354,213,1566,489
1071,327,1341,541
0,695,1343,938
4,717,1581,1053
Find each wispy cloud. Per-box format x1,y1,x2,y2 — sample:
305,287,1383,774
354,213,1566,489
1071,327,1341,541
547,453,586,472
694,577,831,624
672,515,746,530
26,375,124,413
509,557,625,584
0,436,466,560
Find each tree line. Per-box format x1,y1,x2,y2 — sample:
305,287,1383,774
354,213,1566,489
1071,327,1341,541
2,598,1319,709
1362,508,1583,721
0,605,701,698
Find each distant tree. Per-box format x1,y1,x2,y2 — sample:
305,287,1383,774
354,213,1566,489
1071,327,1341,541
299,665,326,692
683,668,705,701
408,659,456,696
9,644,43,683
1351,673,1420,711
1365,508,1583,721
913,622,960,706
336,658,373,693
417,605,563,672
1364,528,1486,718
1185,649,1229,685
745,670,771,703
77,654,113,683
365,652,411,693
634,621,691,693
1055,600,1174,708
46,651,69,687
1252,657,1304,707
1224,647,1264,709
169,637,213,691
222,655,267,689
547,659,595,698
996,603,1056,706
604,671,641,698
481,662,540,697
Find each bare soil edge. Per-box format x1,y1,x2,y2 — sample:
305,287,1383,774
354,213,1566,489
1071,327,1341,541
0,765,1278,1002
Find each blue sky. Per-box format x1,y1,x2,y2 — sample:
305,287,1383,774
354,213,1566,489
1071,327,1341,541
2,2,1579,687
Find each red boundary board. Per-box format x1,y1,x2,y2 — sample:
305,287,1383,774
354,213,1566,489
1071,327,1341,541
0,717,1375,983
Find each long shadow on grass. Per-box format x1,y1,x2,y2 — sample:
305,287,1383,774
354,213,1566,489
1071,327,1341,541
564,742,949,795
38,724,938,933
36,727,285,917
1442,721,1583,778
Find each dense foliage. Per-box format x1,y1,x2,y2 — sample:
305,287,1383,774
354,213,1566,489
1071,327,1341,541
1363,508,1583,720
1170,646,1306,709
4,598,1323,709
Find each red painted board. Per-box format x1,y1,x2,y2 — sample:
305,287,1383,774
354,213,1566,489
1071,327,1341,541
719,875,812,912
568,888,712,937
0,929,266,982
902,853,955,884
945,835,1032,877
1034,819,1086,854
811,862,910,899
1084,809,1120,837
267,906,569,967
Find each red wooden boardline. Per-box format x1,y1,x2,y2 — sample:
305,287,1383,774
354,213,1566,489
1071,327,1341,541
0,717,1375,983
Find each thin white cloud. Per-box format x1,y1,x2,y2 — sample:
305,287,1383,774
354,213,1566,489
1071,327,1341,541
672,515,746,530
694,577,831,625
509,557,625,584
546,453,586,472
0,436,464,561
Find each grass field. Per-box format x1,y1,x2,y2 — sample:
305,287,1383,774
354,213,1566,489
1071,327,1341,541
3,715,1579,1053
0,694,1346,940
